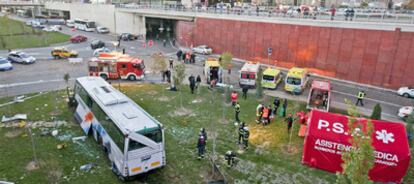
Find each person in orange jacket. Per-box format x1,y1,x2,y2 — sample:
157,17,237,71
262,106,270,125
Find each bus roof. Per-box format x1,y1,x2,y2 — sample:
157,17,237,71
76,77,161,134
263,68,281,76
241,62,260,73
205,60,220,67
287,67,308,77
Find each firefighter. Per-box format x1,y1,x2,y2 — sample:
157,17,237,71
286,113,294,133
197,134,206,159
356,90,365,106
242,86,248,100
200,128,208,141
231,91,238,106
188,74,196,94
225,150,236,167
235,102,240,123
242,127,250,150
238,122,245,144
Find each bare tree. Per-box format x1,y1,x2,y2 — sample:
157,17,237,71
173,62,186,107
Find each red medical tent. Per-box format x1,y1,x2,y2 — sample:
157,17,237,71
302,110,411,183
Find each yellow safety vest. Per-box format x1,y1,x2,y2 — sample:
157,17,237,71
357,92,365,99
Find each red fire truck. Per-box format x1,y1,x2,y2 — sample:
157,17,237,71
88,52,145,80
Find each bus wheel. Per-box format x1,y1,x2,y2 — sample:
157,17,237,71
100,74,108,80
128,75,136,81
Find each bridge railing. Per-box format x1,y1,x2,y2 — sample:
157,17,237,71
116,4,414,24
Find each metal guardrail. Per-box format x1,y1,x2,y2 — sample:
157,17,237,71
117,4,414,24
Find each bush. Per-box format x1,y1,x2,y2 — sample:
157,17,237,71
370,103,381,120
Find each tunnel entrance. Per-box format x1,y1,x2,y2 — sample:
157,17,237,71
145,18,176,40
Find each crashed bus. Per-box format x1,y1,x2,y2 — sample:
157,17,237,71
73,77,165,180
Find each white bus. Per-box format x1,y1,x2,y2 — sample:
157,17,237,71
73,77,166,180
74,18,96,32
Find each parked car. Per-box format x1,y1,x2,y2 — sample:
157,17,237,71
96,26,109,34
70,35,87,43
398,106,413,119
25,20,33,26
42,27,56,32
90,40,105,50
0,57,13,71
192,45,213,55
397,87,414,98
51,47,78,59
66,19,75,28
7,51,36,64
93,47,111,57
51,25,62,31
119,33,138,41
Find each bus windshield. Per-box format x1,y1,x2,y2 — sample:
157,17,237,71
286,77,301,85
128,128,162,151
263,75,274,81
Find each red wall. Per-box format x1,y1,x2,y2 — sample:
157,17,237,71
175,18,414,88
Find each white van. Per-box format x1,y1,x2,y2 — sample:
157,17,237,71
66,20,75,28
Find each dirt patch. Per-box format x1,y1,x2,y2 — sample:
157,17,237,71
26,161,40,171
191,98,203,104
218,118,230,125
49,109,62,116
280,144,299,155
169,107,194,117
146,90,158,96
157,96,170,102
5,129,24,138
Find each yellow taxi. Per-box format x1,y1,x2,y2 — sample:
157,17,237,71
51,47,78,59
284,67,309,94
261,67,282,89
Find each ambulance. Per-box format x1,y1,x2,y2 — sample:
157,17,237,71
88,52,145,81
239,62,260,87
204,58,223,84
284,67,309,94
261,67,283,90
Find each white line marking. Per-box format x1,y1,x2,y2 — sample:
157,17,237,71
331,90,402,108
0,79,64,88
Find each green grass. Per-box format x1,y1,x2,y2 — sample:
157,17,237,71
0,16,70,49
0,85,412,183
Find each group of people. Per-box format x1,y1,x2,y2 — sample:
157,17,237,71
176,49,196,64
188,74,202,94
255,97,288,126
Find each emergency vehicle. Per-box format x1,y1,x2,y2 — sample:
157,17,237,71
261,67,283,89
306,80,331,112
88,52,145,81
284,67,309,94
203,58,223,84
239,62,260,87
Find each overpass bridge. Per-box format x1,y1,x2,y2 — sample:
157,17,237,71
0,0,43,6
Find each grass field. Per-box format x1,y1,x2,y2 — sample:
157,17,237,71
0,84,412,183
0,16,70,49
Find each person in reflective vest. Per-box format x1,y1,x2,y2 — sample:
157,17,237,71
231,91,238,106
262,106,269,126
356,90,365,106
235,102,240,123
238,122,245,144
242,127,250,150
256,103,264,123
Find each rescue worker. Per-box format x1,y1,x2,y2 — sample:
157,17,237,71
242,86,248,100
238,122,245,144
356,90,365,106
200,128,208,141
231,91,238,106
280,99,287,117
197,134,206,159
163,39,167,47
169,58,174,69
286,113,293,133
262,106,269,126
235,102,240,123
256,103,264,123
190,53,196,63
196,75,201,94
268,105,273,123
225,150,236,167
176,50,182,61
188,74,196,94
242,127,250,150
273,97,280,114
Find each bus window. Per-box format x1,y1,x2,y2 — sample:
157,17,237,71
93,104,125,152
128,128,162,151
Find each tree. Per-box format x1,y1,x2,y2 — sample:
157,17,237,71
63,73,70,98
370,103,382,120
405,114,414,147
173,63,186,107
336,99,375,184
361,1,369,8
151,53,167,82
256,67,263,98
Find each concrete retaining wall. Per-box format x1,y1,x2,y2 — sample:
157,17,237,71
176,18,414,88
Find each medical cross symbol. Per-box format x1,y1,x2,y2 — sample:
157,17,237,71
375,130,395,144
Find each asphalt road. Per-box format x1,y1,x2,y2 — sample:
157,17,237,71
0,14,413,122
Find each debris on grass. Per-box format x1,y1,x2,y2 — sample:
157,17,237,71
0,180,15,184
57,143,67,150
72,136,87,142
1,114,27,123
14,95,25,103
5,129,24,138
157,96,171,102
25,161,39,171
169,107,194,117
191,98,203,103
80,163,93,172
0,121,68,128
51,130,59,137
